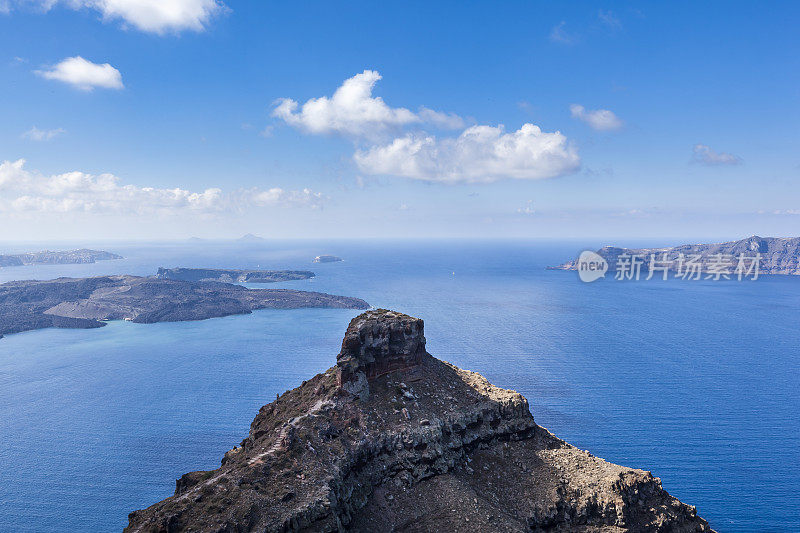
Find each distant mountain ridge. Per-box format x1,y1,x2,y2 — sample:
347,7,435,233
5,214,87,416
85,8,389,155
0,249,122,267
552,236,800,274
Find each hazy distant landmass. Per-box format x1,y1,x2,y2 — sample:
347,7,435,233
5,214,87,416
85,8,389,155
0,249,122,267
313,254,343,263
552,235,800,274
0,275,368,338
236,233,266,243
156,267,314,283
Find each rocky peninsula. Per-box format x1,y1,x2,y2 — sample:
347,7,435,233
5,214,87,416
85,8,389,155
126,309,714,532
0,276,368,338
0,248,121,267
553,235,800,274
156,268,315,283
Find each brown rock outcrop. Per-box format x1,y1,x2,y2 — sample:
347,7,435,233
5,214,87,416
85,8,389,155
126,310,714,532
336,309,428,397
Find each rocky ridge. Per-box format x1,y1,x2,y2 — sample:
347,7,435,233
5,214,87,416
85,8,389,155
0,248,121,267
552,235,800,274
156,268,315,284
0,276,368,338
126,309,714,532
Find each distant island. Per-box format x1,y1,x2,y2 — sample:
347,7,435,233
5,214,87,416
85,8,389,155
126,310,713,532
313,255,343,263
0,275,368,338
156,267,314,283
552,235,800,275
0,249,122,267
236,233,266,243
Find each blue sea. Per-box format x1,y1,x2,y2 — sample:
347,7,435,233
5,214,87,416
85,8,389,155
1,240,798,532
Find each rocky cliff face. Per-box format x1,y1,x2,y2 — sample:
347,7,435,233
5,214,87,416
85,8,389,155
126,309,714,533
337,310,427,397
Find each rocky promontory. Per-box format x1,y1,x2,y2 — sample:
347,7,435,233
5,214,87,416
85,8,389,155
0,276,368,337
552,235,800,275
0,248,122,267
126,309,714,532
156,268,315,284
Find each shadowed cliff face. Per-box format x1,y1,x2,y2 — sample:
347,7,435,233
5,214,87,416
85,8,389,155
125,310,714,533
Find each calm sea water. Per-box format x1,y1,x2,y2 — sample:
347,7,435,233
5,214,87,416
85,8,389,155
1,240,798,532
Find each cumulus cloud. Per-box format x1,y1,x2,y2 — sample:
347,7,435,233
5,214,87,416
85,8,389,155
276,70,579,184
8,0,224,34
569,104,623,131
692,144,742,166
354,123,579,183
36,56,123,91
273,70,463,138
21,126,66,141
84,0,224,34
0,159,322,214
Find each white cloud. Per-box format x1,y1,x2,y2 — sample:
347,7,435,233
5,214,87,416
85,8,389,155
21,126,66,141
417,107,465,130
36,56,123,91
613,208,649,217
249,187,323,209
10,0,224,34
517,200,535,215
549,21,576,44
354,123,580,183
276,70,578,185
273,70,463,138
692,144,742,166
0,159,322,214
83,0,224,34
570,104,623,131
598,10,621,30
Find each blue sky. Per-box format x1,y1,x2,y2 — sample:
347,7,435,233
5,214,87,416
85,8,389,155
1,1,798,241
